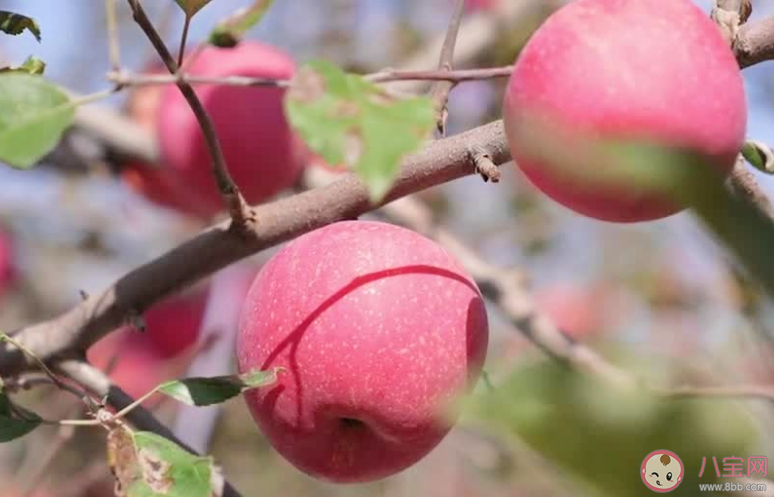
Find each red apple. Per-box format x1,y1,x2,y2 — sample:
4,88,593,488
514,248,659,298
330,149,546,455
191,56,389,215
237,221,489,482
157,42,309,218
463,0,497,12
120,65,213,217
0,228,13,298
502,0,746,222
87,291,207,398
533,283,607,340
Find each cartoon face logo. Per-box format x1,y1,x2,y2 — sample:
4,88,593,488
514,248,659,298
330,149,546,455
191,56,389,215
641,450,684,492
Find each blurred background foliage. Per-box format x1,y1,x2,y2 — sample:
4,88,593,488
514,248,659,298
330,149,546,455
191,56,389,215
2,0,774,496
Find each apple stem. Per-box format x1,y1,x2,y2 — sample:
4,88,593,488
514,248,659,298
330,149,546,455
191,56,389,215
177,14,192,69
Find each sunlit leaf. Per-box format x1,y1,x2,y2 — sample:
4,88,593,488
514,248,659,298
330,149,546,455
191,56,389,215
742,139,774,174
285,59,435,202
0,55,46,75
0,72,74,169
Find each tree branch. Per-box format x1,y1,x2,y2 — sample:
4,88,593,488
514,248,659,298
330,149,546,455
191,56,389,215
0,120,509,377
736,14,774,67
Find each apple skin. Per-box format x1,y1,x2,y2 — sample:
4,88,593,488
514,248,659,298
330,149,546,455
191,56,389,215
464,0,497,12
87,291,207,398
120,64,217,217
237,221,489,483
0,228,13,298
503,0,746,222
157,42,308,217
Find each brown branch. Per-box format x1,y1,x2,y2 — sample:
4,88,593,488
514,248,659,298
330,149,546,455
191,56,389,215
430,0,467,135
125,0,253,232
106,65,514,89
736,15,774,67
56,360,243,497
0,120,509,377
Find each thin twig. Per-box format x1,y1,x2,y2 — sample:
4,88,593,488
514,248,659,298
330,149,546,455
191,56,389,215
105,0,121,72
430,0,467,135
368,65,512,83
0,332,69,392
108,70,289,88
125,0,253,233
177,14,192,68
105,65,514,89
8,374,91,402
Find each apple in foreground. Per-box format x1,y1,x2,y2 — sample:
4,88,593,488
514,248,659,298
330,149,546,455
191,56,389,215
237,221,489,482
157,41,308,218
503,0,746,222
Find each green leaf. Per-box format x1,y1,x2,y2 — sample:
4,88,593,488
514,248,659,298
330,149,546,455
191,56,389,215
174,0,213,17
742,139,774,174
108,426,223,497
0,391,42,442
285,59,435,202
467,358,759,497
0,72,75,169
1,56,47,75
0,11,41,42
209,0,276,47
18,56,45,75
158,367,282,406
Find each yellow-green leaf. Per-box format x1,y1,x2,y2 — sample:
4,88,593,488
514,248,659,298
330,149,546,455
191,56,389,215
0,72,75,169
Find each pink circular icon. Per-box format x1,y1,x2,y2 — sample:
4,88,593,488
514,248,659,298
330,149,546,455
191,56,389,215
641,450,684,492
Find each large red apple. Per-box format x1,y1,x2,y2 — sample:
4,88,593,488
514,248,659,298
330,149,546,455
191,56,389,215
87,291,207,398
237,221,489,482
157,42,308,218
503,0,746,222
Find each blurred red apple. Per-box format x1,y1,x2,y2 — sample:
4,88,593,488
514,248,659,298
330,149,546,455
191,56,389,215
533,283,608,340
464,0,498,12
502,0,745,222
0,228,13,298
237,220,489,482
156,41,309,218
87,290,207,399
120,65,214,217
